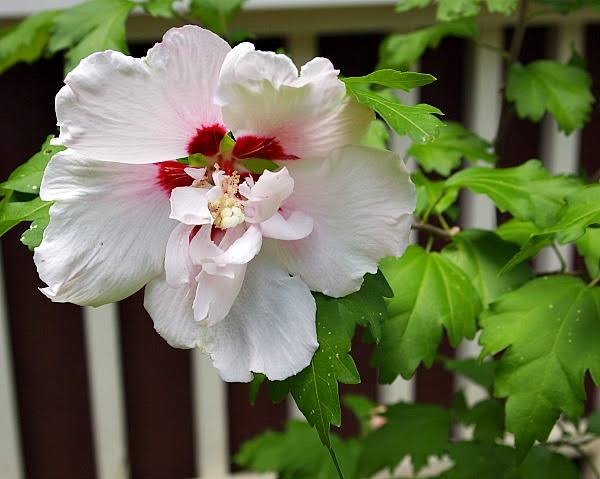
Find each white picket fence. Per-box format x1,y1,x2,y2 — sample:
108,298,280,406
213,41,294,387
0,1,599,478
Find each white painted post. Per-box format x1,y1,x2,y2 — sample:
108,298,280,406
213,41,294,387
537,24,584,272
457,27,503,406
83,305,128,479
0,247,23,479
192,351,230,478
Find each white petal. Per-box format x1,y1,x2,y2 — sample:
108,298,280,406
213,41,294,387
243,167,294,223
55,26,230,163
204,241,318,382
259,210,313,240
144,274,203,349
217,225,262,265
193,264,246,326
34,150,176,306
184,167,206,180
169,186,213,225
276,145,416,297
215,44,373,159
165,223,196,287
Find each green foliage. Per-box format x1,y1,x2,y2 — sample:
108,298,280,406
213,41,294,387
346,86,444,143
356,402,452,477
189,0,245,37
0,136,61,250
443,358,496,390
408,121,496,176
360,119,390,149
378,18,479,70
0,11,58,75
546,184,600,243
446,160,583,228
343,69,436,91
576,227,600,278
532,0,600,14
413,171,459,217
142,0,175,17
480,275,600,456
441,229,533,306
396,0,517,21
375,246,481,381
506,60,594,134
48,0,135,73
235,420,360,479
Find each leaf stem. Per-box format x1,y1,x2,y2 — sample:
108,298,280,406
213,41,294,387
589,275,600,288
472,38,510,60
328,445,346,479
552,243,567,273
412,221,453,239
493,0,529,156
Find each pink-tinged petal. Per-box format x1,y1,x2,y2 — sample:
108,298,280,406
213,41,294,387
184,167,207,181
144,274,203,349
34,150,176,307
259,210,313,240
204,241,318,382
191,224,262,268
215,225,263,266
165,223,196,288
215,43,373,160
193,264,247,326
276,145,416,297
170,186,213,225
54,26,230,163
242,168,294,223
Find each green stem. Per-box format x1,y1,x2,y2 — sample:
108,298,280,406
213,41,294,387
589,274,600,288
552,243,567,273
328,445,346,479
493,0,529,156
472,38,510,60
412,221,453,239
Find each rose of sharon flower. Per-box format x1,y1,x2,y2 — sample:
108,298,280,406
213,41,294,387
34,25,416,382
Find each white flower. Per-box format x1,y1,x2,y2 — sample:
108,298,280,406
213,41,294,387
34,25,416,382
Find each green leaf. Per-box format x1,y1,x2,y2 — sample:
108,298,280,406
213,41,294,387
546,184,600,243
443,358,496,390
235,421,361,479
0,197,51,237
378,19,479,70
346,86,444,143
189,0,245,37
445,160,583,228
343,395,377,435
48,0,135,74
0,11,58,74
20,212,50,251
337,270,392,343
496,219,543,247
142,0,175,17
343,69,436,91
506,60,594,134
374,246,481,381
408,121,496,176
396,0,517,20
442,229,533,306
413,171,459,217
461,398,505,441
532,0,600,15
248,373,265,406
360,119,390,149
437,442,517,479
438,443,578,479
1,135,62,194
517,445,580,478
587,409,600,435
576,227,600,278
287,294,360,447
498,233,554,275
356,402,451,477
480,275,600,456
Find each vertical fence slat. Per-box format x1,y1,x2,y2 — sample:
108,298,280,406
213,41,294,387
0,247,23,479
193,352,230,478
537,24,585,272
457,27,503,406
83,305,127,479
379,78,421,406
